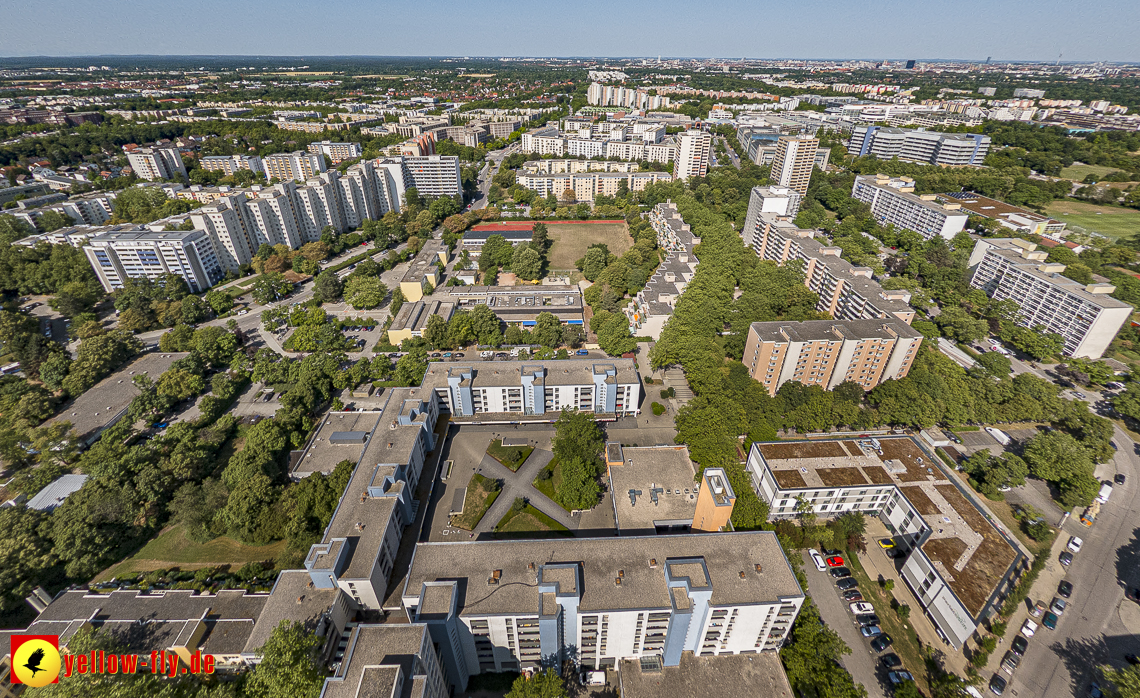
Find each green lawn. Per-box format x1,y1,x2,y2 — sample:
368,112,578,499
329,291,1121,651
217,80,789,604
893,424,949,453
494,499,572,539
1046,200,1140,240
531,457,570,512
1060,164,1125,181
95,524,287,582
451,473,501,531
486,439,534,472
546,222,633,270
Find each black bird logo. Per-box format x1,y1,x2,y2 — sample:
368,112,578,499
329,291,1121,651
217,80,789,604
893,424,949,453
23,647,46,677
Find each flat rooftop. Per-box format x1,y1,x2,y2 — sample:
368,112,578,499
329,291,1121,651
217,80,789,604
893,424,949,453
49,352,187,443
748,318,923,344
292,411,382,477
619,651,793,698
755,437,1019,618
321,624,429,698
420,359,638,392
608,446,699,533
389,299,455,334
403,533,803,616
244,570,339,654
939,191,1059,225
400,239,447,284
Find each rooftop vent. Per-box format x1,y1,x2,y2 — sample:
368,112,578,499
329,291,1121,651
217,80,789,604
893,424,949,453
614,577,622,586
649,558,657,568
296,595,305,604
754,564,763,573
739,571,746,579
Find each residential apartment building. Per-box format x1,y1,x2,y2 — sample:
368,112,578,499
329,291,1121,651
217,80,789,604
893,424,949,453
126,146,187,181
522,160,638,174
743,215,916,324
199,154,264,176
745,436,1025,650
83,228,225,293
1013,88,1046,99
514,170,672,202
742,185,803,226
674,130,711,181
190,194,258,270
586,82,673,110
307,140,363,164
848,126,991,166
420,359,640,420
967,238,1133,358
263,151,326,182
624,201,701,338
742,318,923,395
771,136,818,194
851,175,968,240
401,155,462,198
402,532,803,687
937,191,1066,237
650,200,700,252
520,130,566,156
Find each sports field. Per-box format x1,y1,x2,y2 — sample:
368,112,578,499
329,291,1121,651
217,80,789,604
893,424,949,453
1046,200,1140,240
545,221,633,270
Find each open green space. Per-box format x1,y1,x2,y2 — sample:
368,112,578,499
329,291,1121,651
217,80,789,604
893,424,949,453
1060,163,1126,181
95,524,287,582
451,473,501,531
546,222,634,270
486,439,534,471
1045,200,1140,239
531,457,570,512
494,499,572,538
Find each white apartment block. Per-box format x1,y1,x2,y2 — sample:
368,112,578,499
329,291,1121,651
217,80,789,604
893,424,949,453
746,436,1025,650
199,154,265,176
420,360,641,420
190,195,257,270
522,159,638,174
644,142,678,163
402,155,462,198
586,82,673,110
294,174,347,238
849,126,991,166
520,131,566,156
673,131,711,181
126,146,187,181
244,185,305,248
263,151,326,182
84,229,224,293
851,175,968,240
967,238,1133,358
307,140,363,164
742,185,803,226
604,141,645,160
515,170,671,202
402,533,804,687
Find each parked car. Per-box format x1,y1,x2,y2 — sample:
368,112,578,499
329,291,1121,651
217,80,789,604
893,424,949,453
885,548,904,559
1021,619,1038,637
1043,611,1058,630
1051,598,1067,616
1001,650,1021,675
860,625,883,637
1057,581,1073,598
1011,635,1028,657
879,653,902,669
842,590,864,602
822,548,841,556
830,567,851,579
870,634,893,652
1068,536,1084,553
1060,551,1074,566
1116,473,1127,485
431,353,442,358
856,614,880,627
808,549,826,572
1031,600,1047,617
877,539,895,549
990,673,1008,696
836,578,859,591
576,349,589,356
454,353,465,357
849,602,875,615
826,556,845,567
888,671,914,685
442,352,452,358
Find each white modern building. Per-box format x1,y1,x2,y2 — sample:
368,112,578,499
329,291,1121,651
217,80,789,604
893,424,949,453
967,238,1133,358
673,131,711,182
515,170,672,202
851,175,968,240
745,436,1025,650
307,140,363,164
849,126,991,166
84,228,225,293
199,154,265,176
742,186,803,227
400,155,462,198
126,146,187,181
263,151,326,182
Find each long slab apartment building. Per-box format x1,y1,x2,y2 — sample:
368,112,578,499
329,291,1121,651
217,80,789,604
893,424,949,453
851,175,968,240
746,436,1024,650
848,126,991,167
624,201,701,339
967,238,1133,358
741,185,916,324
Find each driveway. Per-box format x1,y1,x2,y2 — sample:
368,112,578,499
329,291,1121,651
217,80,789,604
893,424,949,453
799,551,887,698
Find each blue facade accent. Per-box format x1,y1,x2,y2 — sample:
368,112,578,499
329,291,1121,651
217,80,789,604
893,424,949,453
858,126,880,157
447,369,474,416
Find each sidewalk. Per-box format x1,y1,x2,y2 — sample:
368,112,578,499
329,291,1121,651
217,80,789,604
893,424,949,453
861,516,971,677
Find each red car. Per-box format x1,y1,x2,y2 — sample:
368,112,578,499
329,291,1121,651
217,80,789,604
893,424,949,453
826,556,845,567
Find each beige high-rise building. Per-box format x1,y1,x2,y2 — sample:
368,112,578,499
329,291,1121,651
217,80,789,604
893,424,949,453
673,130,711,181
263,151,326,182
771,135,818,194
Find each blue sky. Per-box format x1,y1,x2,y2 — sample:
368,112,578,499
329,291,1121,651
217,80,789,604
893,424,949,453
1,0,1137,62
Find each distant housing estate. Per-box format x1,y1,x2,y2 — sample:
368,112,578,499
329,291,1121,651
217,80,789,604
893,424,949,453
848,126,991,167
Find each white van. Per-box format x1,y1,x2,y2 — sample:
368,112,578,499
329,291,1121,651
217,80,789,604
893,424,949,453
1096,482,1113,504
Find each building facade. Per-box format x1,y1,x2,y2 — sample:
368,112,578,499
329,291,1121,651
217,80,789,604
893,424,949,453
199,154,265,176
673,131,711,181
851,175,968,240
83,229,225,293
307,140,363,164
848,126,991,166
967,238,1133,358
771,136,818,194
126,146,187,181
263,151,326,182
742,319,923,394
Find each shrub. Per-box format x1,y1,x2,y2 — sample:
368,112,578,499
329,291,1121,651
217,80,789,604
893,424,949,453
882,579,895,593
644,376,654,384
660,387,675,399
896,604,910,620
990,621,1008,637
651,402,665,416
536,468,553,481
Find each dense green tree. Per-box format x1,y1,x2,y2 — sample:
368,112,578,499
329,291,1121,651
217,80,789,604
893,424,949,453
342,275,387,310
313,269,343,302
504,669,568,698
532,312,562,348
245,621,325,698
249,273,293,304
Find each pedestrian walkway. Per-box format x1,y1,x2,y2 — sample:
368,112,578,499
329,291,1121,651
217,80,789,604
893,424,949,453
471,447,575,535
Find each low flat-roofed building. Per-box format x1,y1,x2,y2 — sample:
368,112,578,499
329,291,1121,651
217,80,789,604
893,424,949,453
618,651,793,698
21,587,268,672
319,623,448,698
26,474,88,512
291,411,383,479
48,352,187,447
387,300,456,345
431,285,583,326
419,359,640,422
607,446,698,535
400,239,449,302
401,533,804,688
460,226,533,255
938,191,1065,237
244,569,351,665
745,436,1024,649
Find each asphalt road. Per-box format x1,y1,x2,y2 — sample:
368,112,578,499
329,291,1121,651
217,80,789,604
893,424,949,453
1010,422,1140,698
799,551,887,698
